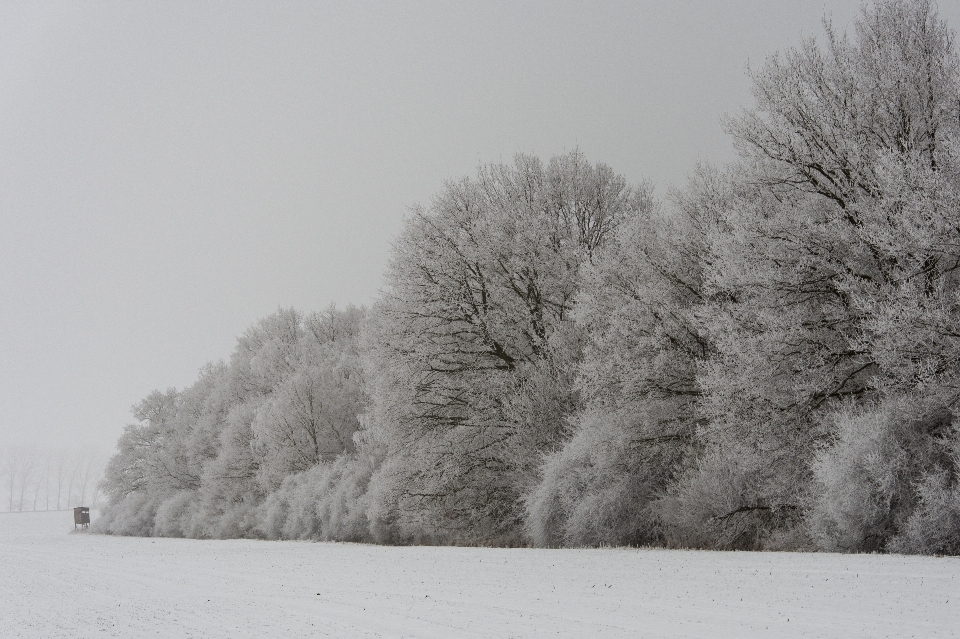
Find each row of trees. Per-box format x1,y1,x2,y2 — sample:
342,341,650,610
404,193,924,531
97,0,960,554
96,307,368,538
1,447,106,512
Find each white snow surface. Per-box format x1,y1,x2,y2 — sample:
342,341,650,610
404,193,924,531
1,511,957,638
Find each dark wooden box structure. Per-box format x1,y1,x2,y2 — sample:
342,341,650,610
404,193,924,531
73,506,90,529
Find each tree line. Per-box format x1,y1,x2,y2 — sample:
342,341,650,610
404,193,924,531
97,0,960,554
1,446,106,513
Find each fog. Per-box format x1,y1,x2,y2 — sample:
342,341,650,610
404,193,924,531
5,1,955,455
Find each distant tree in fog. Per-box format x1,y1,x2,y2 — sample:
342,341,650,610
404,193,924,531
0,446,105,512
2,447,17,511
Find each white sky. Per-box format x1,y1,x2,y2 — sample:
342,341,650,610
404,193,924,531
3,1,958,453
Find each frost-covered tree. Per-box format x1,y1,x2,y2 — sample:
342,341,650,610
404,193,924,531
361,151,649,543
195,307,366,538
809,138,960,554
730,0,958,208
101,389,180,502
525,189,705,547
661,0,960,550
97,306,367,538
98,388,183,533
252,307,366,491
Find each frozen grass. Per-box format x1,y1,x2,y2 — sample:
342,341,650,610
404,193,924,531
1,510,957,638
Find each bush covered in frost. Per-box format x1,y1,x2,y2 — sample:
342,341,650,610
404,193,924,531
811,398,959,553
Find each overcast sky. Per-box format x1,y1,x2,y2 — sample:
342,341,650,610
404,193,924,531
3,1,958,454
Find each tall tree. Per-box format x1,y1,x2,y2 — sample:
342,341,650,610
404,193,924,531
525,188,706,547
662,0,960,549
361,150,649,543
252,307,366,491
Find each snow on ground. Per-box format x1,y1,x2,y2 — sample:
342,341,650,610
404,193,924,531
1,511,957,639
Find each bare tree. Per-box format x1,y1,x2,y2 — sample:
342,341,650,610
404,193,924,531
1,447,17,512
15,450,37,512
53,451,69,510
31,454,50,511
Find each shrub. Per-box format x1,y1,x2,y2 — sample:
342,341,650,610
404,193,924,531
525,409,683,547
809,396,957,552
258,453,377,542
153,491,199,538
92,492,158,536
889,463,960,555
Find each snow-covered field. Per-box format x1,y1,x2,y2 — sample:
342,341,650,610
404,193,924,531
1,511,957,638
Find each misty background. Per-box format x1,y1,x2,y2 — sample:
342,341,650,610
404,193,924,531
6,0,954,456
